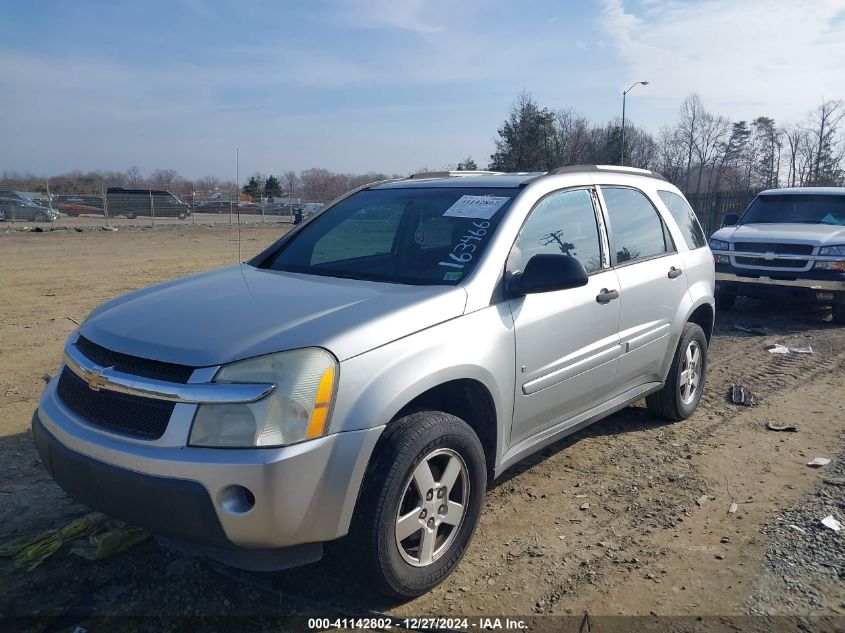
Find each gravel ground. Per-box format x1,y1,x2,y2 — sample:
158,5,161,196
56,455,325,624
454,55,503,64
748,449,845,614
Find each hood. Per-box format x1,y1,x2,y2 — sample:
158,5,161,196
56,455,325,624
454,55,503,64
79,264,467,367
712,222,845,245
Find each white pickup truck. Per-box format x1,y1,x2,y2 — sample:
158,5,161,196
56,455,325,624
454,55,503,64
709,187,845,323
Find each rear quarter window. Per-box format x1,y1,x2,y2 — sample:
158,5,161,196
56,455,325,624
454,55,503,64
657,190,707,249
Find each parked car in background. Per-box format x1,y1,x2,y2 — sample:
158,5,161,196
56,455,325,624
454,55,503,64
195,200,234,213
57,196,105,216
0,197,59,222
106,188,191,219
709,187,845,323
0,190,38,204
194,200,262,214
260,202,297,216
34,166,714,597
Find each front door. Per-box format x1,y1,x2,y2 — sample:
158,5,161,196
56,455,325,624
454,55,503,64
508,188,622,446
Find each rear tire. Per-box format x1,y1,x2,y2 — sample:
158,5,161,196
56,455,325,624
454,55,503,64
351,411,486,598
832,303,845,325
715,289,736,311
125,213,137,219
646,322,708,421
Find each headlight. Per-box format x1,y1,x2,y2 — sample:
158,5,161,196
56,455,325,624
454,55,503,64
709,239,731,252
818,245,845,257
816,244,845,271
189,348,337,448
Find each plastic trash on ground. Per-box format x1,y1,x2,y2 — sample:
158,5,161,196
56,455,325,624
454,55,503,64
820,516,842,532
807,457,832,468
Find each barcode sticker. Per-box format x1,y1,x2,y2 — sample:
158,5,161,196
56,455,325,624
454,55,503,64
442,195,509,220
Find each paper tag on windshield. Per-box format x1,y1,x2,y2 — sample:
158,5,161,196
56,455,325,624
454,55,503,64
442,195,509,220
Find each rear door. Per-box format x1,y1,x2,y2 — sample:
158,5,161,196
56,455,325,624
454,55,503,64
508,188,622,446
598,186,689,390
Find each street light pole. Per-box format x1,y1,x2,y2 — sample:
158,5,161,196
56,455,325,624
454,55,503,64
621,81,649,166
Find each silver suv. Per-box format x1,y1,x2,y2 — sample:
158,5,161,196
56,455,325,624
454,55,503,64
33,166,715,597
709,187,845,323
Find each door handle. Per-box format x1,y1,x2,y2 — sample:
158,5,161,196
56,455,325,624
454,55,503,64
596,288,619,304
668,266,683,279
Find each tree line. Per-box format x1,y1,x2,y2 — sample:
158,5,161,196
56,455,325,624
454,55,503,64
3,93,842,202
488,91,844,191
0,166,404,203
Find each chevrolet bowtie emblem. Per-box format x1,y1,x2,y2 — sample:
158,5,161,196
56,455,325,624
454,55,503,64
83,369,109,391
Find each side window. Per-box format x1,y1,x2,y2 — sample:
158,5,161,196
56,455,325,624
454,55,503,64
509,189,603,274
601,187,669,264
657,190,707,249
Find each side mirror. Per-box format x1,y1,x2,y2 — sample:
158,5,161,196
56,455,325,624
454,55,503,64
508,254,589,298
722,213,739,227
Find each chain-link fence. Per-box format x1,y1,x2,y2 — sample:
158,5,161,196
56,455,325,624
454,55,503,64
3,175,755,237
0,183,315,230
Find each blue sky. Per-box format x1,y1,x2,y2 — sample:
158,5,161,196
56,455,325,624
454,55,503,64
2,0,843,180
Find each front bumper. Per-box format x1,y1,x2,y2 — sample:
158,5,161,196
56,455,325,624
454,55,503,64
34,377,383,552
715,264,845,304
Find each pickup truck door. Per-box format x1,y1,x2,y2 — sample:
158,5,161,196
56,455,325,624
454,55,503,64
508,188,622,446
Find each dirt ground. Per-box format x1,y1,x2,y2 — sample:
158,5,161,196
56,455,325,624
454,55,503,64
1,226,843,632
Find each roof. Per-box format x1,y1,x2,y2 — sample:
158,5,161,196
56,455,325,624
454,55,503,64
372,173,543,189
759,187,845,196
370,165,665,190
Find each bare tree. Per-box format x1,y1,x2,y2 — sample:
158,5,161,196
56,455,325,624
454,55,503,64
148,168,181,189
805,99,845,185
125,166,144,185
677,94,706,189
300,168,349,202
282,170,298,197
196,174,222,193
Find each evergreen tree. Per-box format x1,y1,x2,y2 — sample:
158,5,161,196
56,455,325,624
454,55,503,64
489,92,556,171
264,175,282,197
241,175,263,199
456,157,478,171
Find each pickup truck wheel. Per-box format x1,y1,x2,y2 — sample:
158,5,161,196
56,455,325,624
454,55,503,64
352,411,486,598
832,303,845,324
646,322,708,421
715,290,736,311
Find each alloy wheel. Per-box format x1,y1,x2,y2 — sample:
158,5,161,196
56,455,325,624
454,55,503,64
394,448,469,567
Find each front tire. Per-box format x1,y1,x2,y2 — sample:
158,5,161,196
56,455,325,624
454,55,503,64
647,322,708,421
352,411,486,598
33,211,48,222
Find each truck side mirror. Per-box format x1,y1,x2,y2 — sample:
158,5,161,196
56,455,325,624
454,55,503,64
722,213,739,227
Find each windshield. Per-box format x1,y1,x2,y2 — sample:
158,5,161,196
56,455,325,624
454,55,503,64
257,186,518,285
740,194,845,225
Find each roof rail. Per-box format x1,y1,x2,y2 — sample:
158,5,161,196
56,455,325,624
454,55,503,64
547,164,667,181
407,170,504,180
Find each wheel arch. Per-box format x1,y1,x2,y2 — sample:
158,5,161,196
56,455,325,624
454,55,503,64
686,300,715,343
391,378,498,482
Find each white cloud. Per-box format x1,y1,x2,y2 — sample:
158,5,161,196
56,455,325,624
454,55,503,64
329,0,445,34
599,0,845,123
